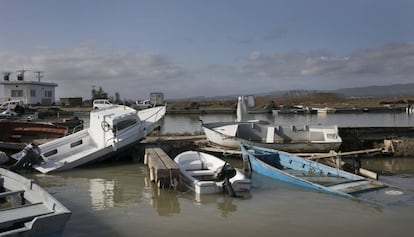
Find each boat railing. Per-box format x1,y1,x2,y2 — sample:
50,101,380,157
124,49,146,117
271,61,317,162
140,106,165,123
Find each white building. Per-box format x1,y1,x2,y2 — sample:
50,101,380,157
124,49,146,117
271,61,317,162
1,72,58,105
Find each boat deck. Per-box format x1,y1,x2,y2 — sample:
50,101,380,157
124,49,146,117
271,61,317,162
284,169,350,185
284,169,387,194
0,203,52,229
328,180,387,195
1,168,71,236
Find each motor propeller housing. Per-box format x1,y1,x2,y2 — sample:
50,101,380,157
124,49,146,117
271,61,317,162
214,163,237,182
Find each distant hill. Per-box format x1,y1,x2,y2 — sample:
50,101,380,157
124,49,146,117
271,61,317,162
172,83,414,101
332,83,414,97
255,83,414,98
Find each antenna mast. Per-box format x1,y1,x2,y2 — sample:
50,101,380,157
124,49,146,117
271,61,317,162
34,71,44,82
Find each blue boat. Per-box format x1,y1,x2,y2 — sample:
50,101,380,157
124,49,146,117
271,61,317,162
240,144,393,199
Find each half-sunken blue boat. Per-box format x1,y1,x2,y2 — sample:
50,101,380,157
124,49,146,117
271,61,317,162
240,144,391,199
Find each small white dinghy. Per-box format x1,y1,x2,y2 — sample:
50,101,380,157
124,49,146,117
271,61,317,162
0,168,71,236
173,151,251,197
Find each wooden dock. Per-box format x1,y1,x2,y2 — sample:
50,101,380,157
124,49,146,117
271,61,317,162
144,146,180,188
338,126,414,151
200,145,241,155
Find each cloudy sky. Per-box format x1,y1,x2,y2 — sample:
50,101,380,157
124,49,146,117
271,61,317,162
1,0,413,100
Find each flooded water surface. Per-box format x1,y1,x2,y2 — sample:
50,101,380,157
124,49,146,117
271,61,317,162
19,112,414,236
23,156,414,237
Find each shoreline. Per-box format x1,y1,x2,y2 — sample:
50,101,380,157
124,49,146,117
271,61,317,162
26,104,409,116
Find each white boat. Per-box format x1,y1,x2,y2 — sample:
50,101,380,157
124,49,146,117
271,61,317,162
314,107,336,113
407,105,413,114
272,106,316,115
240,144,401,204
11,105,166,174
202,96,342,153
173,151,251,197
0,168,71,236
202,121,342,153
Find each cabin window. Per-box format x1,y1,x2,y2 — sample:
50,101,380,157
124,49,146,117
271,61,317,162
326,133,337,139
70,140,83,148
116,119,137,131
44,149,58,157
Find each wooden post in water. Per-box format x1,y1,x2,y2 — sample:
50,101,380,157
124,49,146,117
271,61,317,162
242,153,251,175
145,146,179,189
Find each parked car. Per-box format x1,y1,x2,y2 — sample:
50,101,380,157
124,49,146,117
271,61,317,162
0,100,24,110
92,99,112,109
135,99,153,110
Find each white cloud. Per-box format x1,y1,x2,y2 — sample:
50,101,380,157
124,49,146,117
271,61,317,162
1,42,413,100
0,46,187,100
248,51,262,61
240,43,414,87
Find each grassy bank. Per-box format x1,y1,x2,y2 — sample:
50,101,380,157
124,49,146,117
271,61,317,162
167,93,414,112
28,93,414,114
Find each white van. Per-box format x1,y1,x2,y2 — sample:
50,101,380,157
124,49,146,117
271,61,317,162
0,100,24,110
92,99,113,110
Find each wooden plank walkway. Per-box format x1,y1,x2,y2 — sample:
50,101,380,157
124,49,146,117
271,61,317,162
144,146,179,188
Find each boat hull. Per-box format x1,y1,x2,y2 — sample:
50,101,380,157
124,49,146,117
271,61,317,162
240,144,390,200
203,122,341,153
17,105,166,173
0,120,68,151
0,168,71,236
202,125,241,148
174,151,251,197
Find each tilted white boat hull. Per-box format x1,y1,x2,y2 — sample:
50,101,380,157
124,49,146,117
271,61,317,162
14,105,166,174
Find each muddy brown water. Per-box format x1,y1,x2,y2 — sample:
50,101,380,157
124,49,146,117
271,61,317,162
14,112,414,236
19,155,413,237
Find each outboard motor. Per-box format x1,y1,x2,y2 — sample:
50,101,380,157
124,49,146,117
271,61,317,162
215,163,238,197
10,143,43,171
215,164,237,181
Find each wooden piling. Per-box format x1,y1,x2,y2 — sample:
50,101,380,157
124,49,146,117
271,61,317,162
145,146,180,188
384,138,414,157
